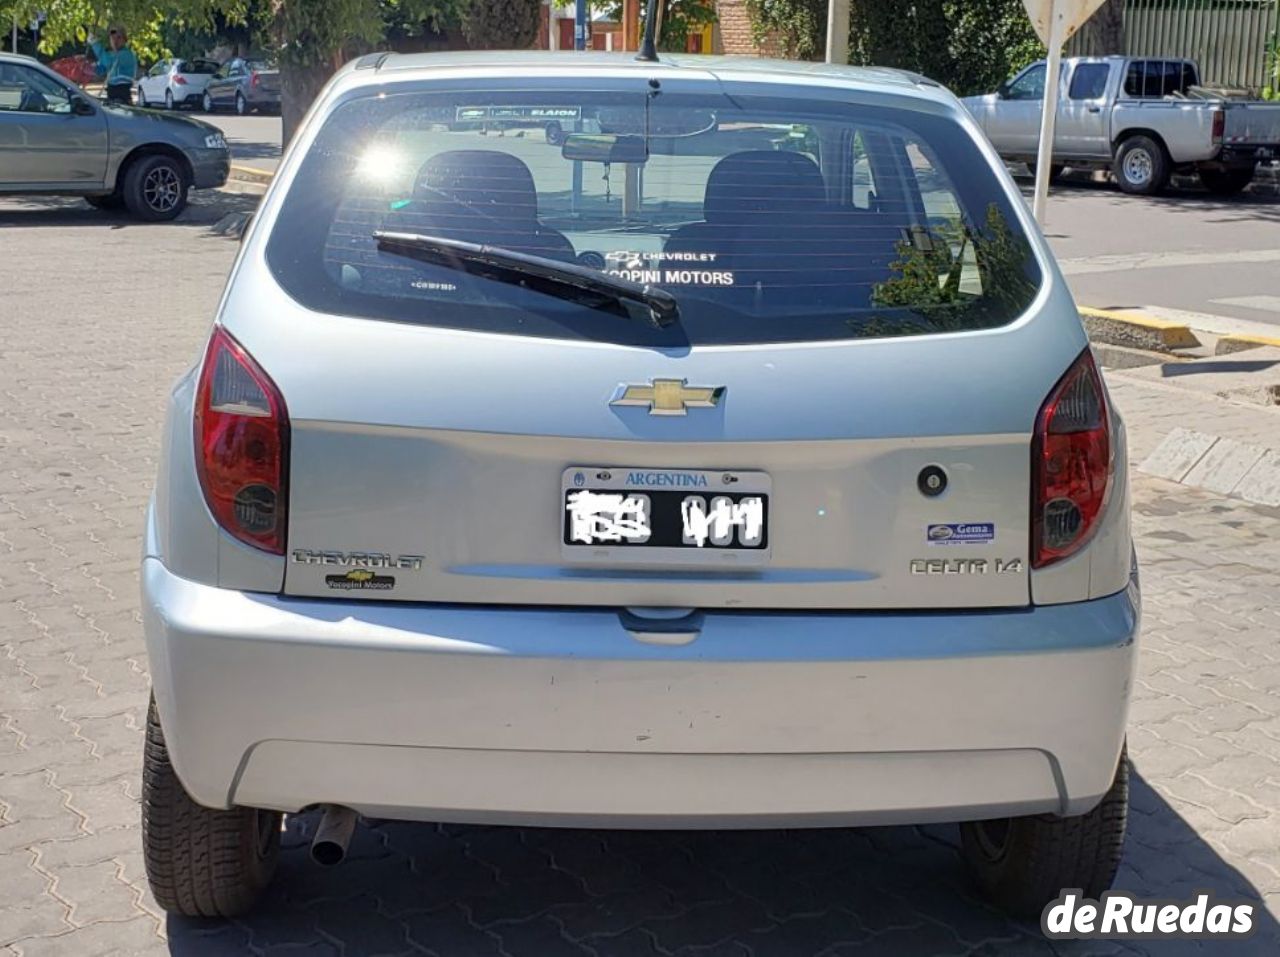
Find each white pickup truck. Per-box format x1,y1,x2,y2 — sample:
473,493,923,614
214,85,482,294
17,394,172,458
962,56,1280,196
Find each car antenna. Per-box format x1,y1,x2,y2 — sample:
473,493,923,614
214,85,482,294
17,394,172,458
635,0,661,62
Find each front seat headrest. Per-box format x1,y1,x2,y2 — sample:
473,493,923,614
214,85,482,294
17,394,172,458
703,150,828,223
414,150,540,223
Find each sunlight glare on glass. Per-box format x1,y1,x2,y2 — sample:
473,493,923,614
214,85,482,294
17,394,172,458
355,143,409,186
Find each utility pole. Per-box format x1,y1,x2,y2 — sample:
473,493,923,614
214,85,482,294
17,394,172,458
825,0,850,64
12,14,18,54
622,0,640,51
1021,0,1109,223
574,0,587,50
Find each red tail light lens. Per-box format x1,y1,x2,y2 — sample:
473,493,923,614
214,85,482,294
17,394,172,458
1212,108,1225,144
1032,349,1112,569
194,327,289,554
250,71,260,88
173,74,188,85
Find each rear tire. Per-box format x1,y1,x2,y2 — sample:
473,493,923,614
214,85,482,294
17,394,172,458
142,693,281,916
1199,165,1255,196
1113,135,1170,195
202,91,214,113
961,746,1129,918
122,154,189,222
165,90,174,110
136,86,148,108
236,92,248,116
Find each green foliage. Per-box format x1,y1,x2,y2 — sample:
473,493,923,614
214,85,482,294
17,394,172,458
941,0,1043,96
742,0,1044,96
742,0,825,60
586,0,717,53
652,0,717,52
461,0,540,50
870,204,1037,334
1264,31,1280,100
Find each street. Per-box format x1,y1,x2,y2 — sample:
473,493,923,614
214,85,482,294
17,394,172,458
2,131,1280,953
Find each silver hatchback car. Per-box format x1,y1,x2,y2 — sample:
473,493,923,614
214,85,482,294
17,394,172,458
141,51,1139,919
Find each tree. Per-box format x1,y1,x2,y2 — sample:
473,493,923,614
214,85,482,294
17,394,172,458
263,0,463,139
461,0,538,49
1077,0,1123,56
742,0,1043,96
2,0,465,140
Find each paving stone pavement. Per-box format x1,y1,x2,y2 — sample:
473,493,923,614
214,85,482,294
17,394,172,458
2,195,1279,955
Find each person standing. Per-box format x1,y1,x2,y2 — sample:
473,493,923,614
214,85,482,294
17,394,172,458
89,26,138,104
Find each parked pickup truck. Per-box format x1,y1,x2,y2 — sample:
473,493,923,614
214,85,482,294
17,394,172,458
962,56,1280,196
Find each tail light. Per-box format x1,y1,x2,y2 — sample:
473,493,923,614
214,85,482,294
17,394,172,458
251,71,260,88
1212,108,1225,144
173,74,188,85
1032,348,1112,569
194,327,289,554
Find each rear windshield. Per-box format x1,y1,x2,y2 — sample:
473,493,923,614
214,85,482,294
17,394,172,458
1123,60,1198,98
178,59,219,74
267,85,1041,346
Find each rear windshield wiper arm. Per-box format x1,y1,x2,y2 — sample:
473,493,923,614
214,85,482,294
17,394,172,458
373,230,680,329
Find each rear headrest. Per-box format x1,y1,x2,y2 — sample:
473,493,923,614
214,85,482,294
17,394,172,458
414,150,539,222
703,150,828,223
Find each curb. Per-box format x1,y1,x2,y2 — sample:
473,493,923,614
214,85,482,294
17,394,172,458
1078,307,1200,352
1216,332,1280,355
229,164,275,185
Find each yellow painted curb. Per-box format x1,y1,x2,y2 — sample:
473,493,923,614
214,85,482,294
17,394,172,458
1216,333,1280,355
1078,307,1200,351
229,164,274,184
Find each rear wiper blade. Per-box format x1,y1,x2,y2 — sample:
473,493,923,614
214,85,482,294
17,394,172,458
373,230,680,328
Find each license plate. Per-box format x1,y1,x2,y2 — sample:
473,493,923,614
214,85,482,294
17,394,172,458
562,467,770,565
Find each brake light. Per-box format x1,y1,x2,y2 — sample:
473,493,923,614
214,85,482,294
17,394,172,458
194,327,289,554
251,71,260,88
1212,108,1225,144
1032,349,1112,569
173,74,188,85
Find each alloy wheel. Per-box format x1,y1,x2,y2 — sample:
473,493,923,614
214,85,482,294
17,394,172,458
143,166,183,215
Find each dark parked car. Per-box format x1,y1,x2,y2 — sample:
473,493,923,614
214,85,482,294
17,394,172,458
0,52,230,220
201,58,280,115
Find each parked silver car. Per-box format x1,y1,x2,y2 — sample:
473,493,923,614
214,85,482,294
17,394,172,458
141,51,1138,918
135,57,220,110
0,52,229,219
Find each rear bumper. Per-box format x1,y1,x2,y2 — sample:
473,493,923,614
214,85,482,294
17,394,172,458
246,88,281,109
142,559,1139,828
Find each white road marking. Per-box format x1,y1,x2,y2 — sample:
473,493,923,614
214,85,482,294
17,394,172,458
1210,295,1280,315
1058,248,1280,276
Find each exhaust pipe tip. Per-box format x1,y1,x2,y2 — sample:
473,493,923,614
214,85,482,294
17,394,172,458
310,805,357,867
311,838,347,867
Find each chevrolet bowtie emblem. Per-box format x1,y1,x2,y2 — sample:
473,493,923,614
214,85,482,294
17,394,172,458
610,379,726,416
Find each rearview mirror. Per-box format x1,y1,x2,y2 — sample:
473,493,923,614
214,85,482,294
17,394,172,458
996,81,1010,99
70,94,96,115
561,133,648,165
